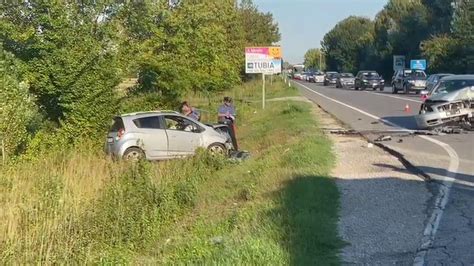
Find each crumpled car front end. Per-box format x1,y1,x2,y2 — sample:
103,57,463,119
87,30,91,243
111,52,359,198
415,87,474,129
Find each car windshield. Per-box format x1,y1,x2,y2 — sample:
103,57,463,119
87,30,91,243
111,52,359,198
433,79,474,94
362,72,379,78
408,71,426,78
341,73,354,78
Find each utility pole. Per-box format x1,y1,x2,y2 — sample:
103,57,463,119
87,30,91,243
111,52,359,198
262,73,266,109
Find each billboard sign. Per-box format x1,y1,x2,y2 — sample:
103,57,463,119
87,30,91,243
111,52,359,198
245,47,282,74
410,59,427,70
393,55,405,71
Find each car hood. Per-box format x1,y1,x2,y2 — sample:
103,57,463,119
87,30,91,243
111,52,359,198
363,77,382,80
407,77,426,81
340,77,355,81
428,86,474,102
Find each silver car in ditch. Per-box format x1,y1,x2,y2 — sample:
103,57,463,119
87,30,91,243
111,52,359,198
105,111,233,160
416,75,474,129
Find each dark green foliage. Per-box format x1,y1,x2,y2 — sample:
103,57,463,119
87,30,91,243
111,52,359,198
321,16,374,73
304,48,325,71
0,0,280,158
318,0,471,78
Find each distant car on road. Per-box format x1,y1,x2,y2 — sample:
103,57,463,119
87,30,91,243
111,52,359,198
425,73,453,91
309,71,325,83
354,71,385,90
324,72,339,86
391,69,427,94
105,111,233,161
301,72,310,82
293,73,302,80
336,73,355,88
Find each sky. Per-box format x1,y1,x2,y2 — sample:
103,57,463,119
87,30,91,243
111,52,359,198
253,0,388,64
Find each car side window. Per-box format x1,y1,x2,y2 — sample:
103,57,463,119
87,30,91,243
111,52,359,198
164,115,201,133
133,116,162,129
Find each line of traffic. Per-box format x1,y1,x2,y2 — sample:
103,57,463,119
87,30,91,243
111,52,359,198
293,81,459,266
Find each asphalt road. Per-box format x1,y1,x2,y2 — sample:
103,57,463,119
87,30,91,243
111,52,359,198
293,80,474,265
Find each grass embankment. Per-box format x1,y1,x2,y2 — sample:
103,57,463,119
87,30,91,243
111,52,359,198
0,79,343,264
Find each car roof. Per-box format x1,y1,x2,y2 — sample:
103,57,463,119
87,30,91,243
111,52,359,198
441,74,474,81
118,111,181,119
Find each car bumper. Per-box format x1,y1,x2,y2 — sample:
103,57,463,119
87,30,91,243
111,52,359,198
415,105,472,129
407,84,426,90
342,82,355,87
362,83,384,88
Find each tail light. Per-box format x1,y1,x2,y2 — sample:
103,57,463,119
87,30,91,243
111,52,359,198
117,128,125,140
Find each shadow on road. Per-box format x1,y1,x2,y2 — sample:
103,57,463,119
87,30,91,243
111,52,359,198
381,115,419,130
264,172,474,264
374,163,474,185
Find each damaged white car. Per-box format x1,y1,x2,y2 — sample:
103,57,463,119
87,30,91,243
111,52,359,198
416,75,474,129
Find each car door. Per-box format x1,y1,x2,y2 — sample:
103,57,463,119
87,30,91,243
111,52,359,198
163,115,203,157
355,72,361,87
132,116,168,159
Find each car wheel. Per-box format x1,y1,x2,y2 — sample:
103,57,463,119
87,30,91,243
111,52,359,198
355,86,359,91
392,84,397,94
208,143,227,156
123,147,145,161
415,90,420,95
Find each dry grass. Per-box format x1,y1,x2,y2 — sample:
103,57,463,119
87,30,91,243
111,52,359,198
0,151,119,262
0,78,342,264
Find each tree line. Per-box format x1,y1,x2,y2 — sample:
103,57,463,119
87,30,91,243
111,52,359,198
0,0,280,158
306,0,473,78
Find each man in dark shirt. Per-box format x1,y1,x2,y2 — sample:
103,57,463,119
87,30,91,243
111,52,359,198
218,97,238,150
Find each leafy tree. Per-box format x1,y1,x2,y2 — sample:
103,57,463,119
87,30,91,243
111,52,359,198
0,2,123,142
0,45,36,156
239,0,280,46
304,48,325,71
321,16,374,73
422,0,455,34
422,0,474,73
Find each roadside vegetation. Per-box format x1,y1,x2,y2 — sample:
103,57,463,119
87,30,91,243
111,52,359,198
0,80,343,264
304,0,473,76
0,0,280,161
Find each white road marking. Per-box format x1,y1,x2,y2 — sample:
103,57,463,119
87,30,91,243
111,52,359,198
365,91,423,104
294,81,460,266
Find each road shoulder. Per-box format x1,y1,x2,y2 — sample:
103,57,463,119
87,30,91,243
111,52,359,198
312,104,430,264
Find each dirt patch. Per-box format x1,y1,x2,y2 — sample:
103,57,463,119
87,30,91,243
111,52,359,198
311,104,430,264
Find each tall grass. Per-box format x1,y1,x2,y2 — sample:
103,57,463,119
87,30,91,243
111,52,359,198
0,78,342,264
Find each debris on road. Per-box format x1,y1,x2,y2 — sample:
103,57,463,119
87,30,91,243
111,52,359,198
328,129,359,135
371,121,379,124
374,135,392,142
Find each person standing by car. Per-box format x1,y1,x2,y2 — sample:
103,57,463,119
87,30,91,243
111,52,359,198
180,101,201,121
218,97,238,150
